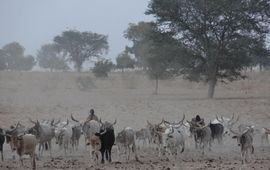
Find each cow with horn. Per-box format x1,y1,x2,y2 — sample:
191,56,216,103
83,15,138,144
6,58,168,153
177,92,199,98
213,113,239,136
230,126,254,164
28,118,55,158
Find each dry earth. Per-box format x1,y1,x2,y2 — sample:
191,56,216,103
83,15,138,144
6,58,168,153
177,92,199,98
0,71,270,170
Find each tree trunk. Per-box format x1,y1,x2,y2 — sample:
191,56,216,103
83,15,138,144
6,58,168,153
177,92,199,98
154,76,158,95
259,64,263,72
77,65,81,72
207,78,216,98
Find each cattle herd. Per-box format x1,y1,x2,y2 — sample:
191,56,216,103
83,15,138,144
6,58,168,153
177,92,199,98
0,109,270,169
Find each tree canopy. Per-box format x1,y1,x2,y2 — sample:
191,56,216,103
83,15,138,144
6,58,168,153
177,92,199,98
116,51,135,71
146,0,270,98
125,22,185,94
37,43,69,71
92,59,114,78
1,42,35,71
54,30,109,72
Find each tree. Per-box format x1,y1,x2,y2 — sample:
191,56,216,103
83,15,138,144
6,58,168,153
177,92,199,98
116,51,135,72
92,59,114,78
0,49,7,70
37,44,69,71
2,42,35,71
54,30,109,72
124,22,153,68
16,55,36,71
2,42,24,70
249,37,270,71
146,0,270,98
125,22,184,94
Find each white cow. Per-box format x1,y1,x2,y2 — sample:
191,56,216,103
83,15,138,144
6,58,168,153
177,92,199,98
161,126,185,157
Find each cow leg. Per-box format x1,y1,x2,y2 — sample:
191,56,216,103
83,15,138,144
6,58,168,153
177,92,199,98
48,141,52,157
30,153,36,170
108,148,112,162
128,146,131,161
1,150,3,161
20,156,23,166
100,149,105,164
241,150,245,164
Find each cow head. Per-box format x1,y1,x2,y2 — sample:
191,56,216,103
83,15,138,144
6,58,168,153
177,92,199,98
162,127,175,149
87,135,101,150
100,119,117,131
216,113,240,135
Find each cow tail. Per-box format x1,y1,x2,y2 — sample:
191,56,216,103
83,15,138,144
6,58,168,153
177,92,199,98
251,145,254,154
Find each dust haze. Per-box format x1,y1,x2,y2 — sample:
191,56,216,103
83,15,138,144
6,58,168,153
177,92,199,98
0,71,270,169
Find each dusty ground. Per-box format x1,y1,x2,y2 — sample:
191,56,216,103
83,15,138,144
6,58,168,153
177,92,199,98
0,71,270,170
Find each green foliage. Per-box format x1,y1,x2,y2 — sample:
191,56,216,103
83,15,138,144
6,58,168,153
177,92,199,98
37,43,69,71
1,42,35,71
124,22,153,68
92,60,113,78
125,22,185,94
146,0,270,97
116,51,135,71
54,30,109,72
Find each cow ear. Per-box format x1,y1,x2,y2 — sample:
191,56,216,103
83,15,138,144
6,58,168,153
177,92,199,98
232,136,237,139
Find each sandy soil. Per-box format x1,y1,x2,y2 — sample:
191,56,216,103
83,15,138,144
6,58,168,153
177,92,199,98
0,71,270,170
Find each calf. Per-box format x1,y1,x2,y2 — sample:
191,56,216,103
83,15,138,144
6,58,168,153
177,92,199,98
86,135,101,164
231,128,254,164
8,134,37,169
82,120,100,146
116,127,138,161
0,128,5,161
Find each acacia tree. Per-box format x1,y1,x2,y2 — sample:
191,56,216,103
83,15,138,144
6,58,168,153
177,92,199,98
125,22,184,94
116,51,135,72
2,42,35,71
146,0,270,98
37,43,69,71
124,22,153,69
54,30,109,72
2,42,25,70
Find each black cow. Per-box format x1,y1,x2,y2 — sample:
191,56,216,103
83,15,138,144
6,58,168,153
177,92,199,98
0,128,5,161
95,120,116,163
209,123,224,144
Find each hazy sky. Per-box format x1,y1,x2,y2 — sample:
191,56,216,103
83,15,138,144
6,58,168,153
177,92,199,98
0,0,153,62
